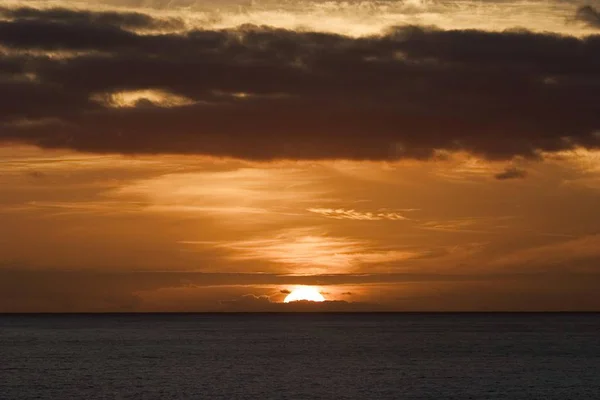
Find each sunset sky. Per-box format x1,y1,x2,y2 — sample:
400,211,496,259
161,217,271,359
1,0,599,312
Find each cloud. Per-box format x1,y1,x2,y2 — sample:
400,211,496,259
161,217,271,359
575,6,600,29
219,294,386,312
0,0,584,37
307,208,408,220
203,227,421,273
115,167,329,223
0,8,598,160
494,166,528,180
420,217,512,233
91,89,195,108
0,6,184,31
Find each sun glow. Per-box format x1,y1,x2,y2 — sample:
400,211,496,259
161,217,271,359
283,287,326,303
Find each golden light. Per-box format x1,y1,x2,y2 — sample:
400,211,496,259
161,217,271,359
91,89,194,108
283,287,326,303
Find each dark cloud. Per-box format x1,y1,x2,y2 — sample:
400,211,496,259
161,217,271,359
575,6,600,28
0,18,142,51
494,167,528,180
0,54,28,75
219,294,386,312
280,289,291,294
0,6,184,31
0,8,599,160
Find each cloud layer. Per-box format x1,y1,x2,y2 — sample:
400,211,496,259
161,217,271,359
1,6,599,160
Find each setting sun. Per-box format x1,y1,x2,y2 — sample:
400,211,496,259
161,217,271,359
283,287,326,303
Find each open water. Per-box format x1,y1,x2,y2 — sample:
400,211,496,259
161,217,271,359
1,313,599,399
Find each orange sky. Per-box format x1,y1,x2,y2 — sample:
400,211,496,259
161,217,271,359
1,0,599,311
1,145,599,311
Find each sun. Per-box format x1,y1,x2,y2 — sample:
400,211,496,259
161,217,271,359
283,286,326,303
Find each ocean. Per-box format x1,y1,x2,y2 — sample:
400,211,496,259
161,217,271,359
1,313,599,399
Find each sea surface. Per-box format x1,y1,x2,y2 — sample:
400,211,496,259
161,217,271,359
1,313,599,399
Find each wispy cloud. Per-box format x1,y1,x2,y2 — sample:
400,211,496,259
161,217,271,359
91,89,195,109
307,207,408,221
183,227,421,274
112,167,334,223
420,217,514,233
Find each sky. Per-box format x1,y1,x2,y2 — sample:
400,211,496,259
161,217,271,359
1,0,599,312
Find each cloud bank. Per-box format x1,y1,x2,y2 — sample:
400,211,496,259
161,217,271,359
0,6,599,160
219,294,386,312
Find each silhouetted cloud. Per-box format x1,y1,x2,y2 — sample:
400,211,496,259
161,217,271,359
219,294,386,311
0,6,184,31
0,7,599,160
494,167,527,180
575,6,600,28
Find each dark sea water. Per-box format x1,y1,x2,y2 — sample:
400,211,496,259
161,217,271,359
1,313,599,399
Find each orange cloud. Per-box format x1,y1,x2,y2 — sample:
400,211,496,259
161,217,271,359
307,208,408,221
186,227,421,274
